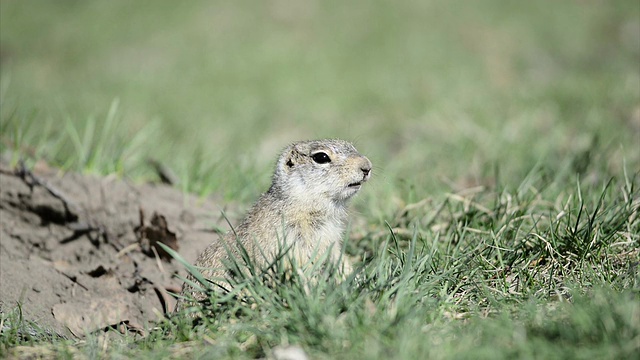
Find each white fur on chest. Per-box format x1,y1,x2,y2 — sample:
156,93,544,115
284,206,347,265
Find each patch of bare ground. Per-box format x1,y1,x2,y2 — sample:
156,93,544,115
0,161,238,338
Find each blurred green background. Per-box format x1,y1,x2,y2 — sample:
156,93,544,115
1,2,639,357
1,0,638,205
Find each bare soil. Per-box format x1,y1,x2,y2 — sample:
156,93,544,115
0,161,239,337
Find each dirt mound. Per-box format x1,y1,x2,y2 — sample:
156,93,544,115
0,162,239,337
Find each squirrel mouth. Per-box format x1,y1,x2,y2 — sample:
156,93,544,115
348,181,363,188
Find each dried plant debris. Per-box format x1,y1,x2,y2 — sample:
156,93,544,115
136,209,180,262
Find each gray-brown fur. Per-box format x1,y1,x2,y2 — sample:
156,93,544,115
175,139,371,311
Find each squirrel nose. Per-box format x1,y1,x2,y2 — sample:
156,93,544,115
361,164,371,178
359,157,372,179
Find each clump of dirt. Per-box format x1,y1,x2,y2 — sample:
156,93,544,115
0,161,239,337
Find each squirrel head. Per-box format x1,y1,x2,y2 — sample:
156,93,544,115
271,139,372,205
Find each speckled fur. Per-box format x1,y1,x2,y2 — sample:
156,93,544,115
176,139,372,310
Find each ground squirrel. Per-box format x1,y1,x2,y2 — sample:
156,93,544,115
176,139,372,311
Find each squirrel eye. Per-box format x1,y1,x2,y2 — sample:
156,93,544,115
311,152,331,164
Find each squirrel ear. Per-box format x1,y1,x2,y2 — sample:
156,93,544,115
282,149,296,170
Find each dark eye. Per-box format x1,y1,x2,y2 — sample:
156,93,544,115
311,152,331,164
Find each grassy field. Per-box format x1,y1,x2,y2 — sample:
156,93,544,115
1,0,639,359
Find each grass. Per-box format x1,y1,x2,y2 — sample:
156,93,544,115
3,172,638,359
1,0,639,358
